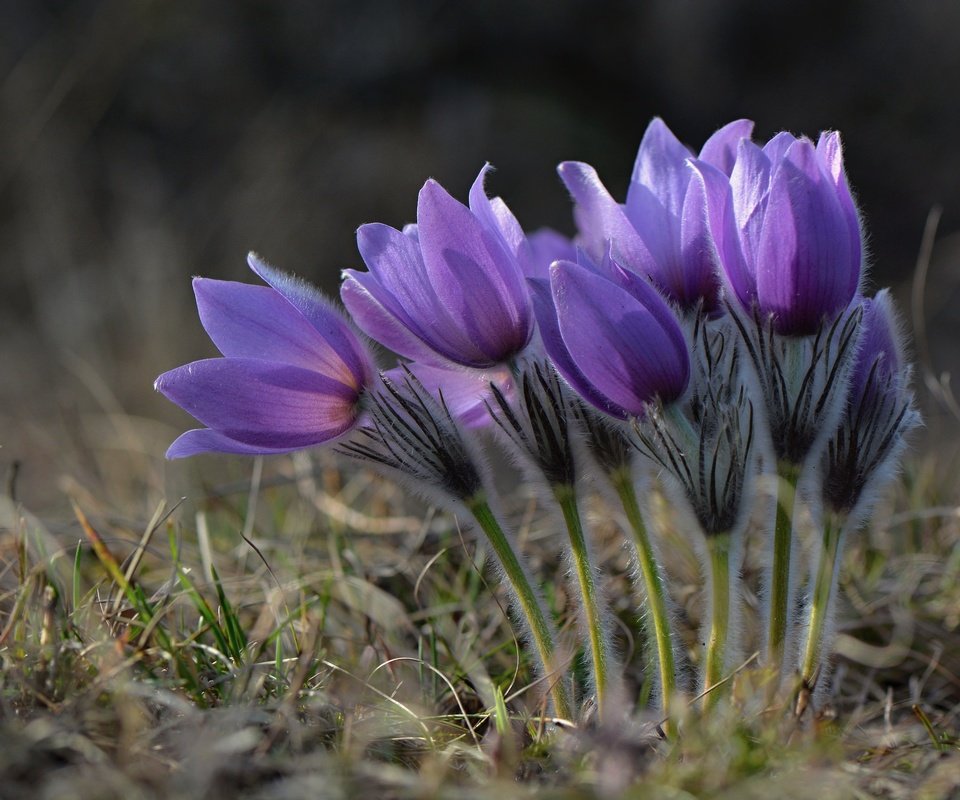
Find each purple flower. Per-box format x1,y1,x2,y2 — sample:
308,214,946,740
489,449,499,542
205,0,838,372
341,165,535,369
849,292,902,405
692,130,862,336
542,255,690,418
155,254,375,458
823,291,920,514
558,118,754,314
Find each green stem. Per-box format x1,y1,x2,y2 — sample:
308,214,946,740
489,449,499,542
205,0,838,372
467,495,574,721
610,468,676,730
799,512,844,692
553,483,612,718
703,533,731,710
767,460,800,681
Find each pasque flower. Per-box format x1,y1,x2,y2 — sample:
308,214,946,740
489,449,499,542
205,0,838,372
532,255,690,724
364,224,574,431
543,255,690,418
634,316,756,705
691,129,865,685
341,165,535,369
799,292,919,704
155,253,375,458
822,291,920,517
689,130,866,466
558,117,753,314
692,130,862,336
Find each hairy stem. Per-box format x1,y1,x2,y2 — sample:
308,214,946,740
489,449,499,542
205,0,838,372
467,495,573,721
553,483,613,718
703,532,732,710
766,460,800,683
610,468,676,733
799,512,844,694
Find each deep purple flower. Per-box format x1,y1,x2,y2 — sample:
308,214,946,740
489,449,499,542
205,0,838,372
692,130,862,336
341,166,535,369
823,291,919,514
155,254,375,458
529,276,630,419
544,256,690,418
372,225,572,430
558,118,754,314
849,292,902,405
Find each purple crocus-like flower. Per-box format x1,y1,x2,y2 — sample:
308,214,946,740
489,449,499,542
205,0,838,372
542,255,690,419
558,118,754,314
848,292,902,406
822,291,919,515
155,253,376,458
371,225,573,430
692,130,862,336
341,165,535,369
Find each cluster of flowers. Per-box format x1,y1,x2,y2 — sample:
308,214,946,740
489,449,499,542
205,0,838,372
156,118,919,727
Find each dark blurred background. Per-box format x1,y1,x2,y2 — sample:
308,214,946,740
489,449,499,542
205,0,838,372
4,0,960,510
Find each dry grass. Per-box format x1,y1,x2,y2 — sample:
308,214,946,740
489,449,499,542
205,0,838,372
1,419,959,800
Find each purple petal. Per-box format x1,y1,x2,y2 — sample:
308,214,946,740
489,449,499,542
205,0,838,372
525,228,576,281
353,224,434,322
762,131,799,164
592,254,691,362
417,179,533,363
688,159,754,311
698,119,755,175
485,193,538,286
551,262,689,415
245,253,373,387
558,160,661,278
628,118,693,218
678,174,723,313
815,131,845,185
166,428,301,459
489,197,528,255
621,181,676,279
340,269,456,367
467,164,527,262
850,290,901,402
155,358,360,449
729,139,773,248
467,164,500,231
756,140,859,334
622,120,690,282
194,278,362,384
816,131,862,292
529,277,631,418
352,222,502,366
